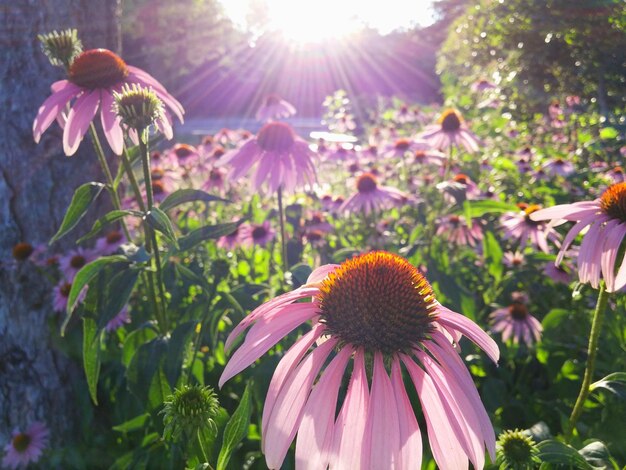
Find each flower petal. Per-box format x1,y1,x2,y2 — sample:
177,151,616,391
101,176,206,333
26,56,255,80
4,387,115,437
33,83,80,142
100,91,124,155
391,358,422,469
63,91,101,156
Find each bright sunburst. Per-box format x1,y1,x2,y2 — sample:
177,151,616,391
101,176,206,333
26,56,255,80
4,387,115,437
221,0,434,43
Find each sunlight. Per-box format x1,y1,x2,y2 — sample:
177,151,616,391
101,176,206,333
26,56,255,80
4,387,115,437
221,0,435,43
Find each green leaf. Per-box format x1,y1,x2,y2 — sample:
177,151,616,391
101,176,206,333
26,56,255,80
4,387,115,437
96,268,139,332
590,372,626,398
159,188,229,212
163,321,197,389
217,383,252,470
178,218,247,252
77,209,142,244
146,207,178,248
126,337,168,405
112,413,151,433
462,199,518,218
122,326,158,367
482,231,503,282
536,440,593,469
62,255,129,335
82,317,101,405
50,182,105,244
542,308,570,330
289,263,313,288
599,127,619,140
579,441,618,470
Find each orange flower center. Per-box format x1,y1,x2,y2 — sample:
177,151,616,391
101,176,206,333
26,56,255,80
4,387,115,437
356,173,378,193
317,251,437,354
106,230,123,244
152,180,165,194
69,49,128,90
453,173,469,185
12,433,31,453
509,302,528,320
60,282,72,297
438,109,462,132
394,139,411,151
600,182,626,221
70,255,86,269
257,122,295,153
174,144,196,159
12,242,34,261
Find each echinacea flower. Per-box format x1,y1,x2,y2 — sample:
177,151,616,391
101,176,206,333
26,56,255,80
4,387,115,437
340,173,408,216
489,301,542,347
217,122,316,195
94,230,126,256
105,305,131,332
531,182,626,292
2,422,49,469
383,138,431,159
33,48,184,156
542,157,574,177
495,429,540,470
435,215,483,247
419,108,481,153
52,280,87,312
503,250,525,268
500,204,560,254
58,247,95,281
256,94,297,122
220,251,499,470
240,222,276,248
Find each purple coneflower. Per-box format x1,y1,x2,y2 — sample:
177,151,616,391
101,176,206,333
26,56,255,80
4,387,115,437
471,78,497,92
239,222,276,248
256,94,296,122
413,149,445,167
217,225,242,250
217,122,316,195
383,138,430,159
52,280,87,312
542,157,575,177
500,204,560,254
340,173,407,216
531,182,626,292
605,166,625,184
503,250,525,268
58,247,95,282
95,230,126,256
33,48,183,156
438,173,481,204
163,143,200,170
490,300,542,347
419,108,481,153
105,305,131,332
436,215,483,247
2,422,49,469
543,262,572,285
220,251,499,470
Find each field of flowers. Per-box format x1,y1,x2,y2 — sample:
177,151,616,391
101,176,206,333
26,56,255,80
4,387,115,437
4,26,626,470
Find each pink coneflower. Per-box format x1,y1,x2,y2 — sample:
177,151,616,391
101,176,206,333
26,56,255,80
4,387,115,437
503,250,525,268
500,204,560,254
303,212,333,233
216,122,316,195
217,225,242,250
543,262,572,284
339,173,408,216
530,182,626,292
490,301,542,347
202,167,227,194
413,149,445,167
52,281,87,312
220,251,499,470
471,78,497,92
605,166,625,184
419,108,481,153
383,138,430,159
436,215,483,247
105,305,131,332
164,143,200,169
2,422,49,469
95,230,126,256
542,157,575,177
240,222,276,248
438,173,481,204
256,94,296,122
58,247,95,281
33,48,183,156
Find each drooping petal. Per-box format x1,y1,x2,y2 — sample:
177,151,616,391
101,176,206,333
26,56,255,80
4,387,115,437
306,264,339,286
100,91,124,155
63,91,101,156
601,222,626,292
367,352,401,469
33,83,80,142
295,346,353,470
390,358,422,469
332,349,370,470
263,338,337,470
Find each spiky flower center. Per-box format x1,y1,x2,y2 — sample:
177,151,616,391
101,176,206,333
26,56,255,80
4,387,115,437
252,226,268,240
152,180,165,194
12,242,34,261
356,173,378,193
612,166,623,175
600,182,626,222
257,122,295,152
414,150,426,161
38,28,83,67
113,83,163,130
60,282,72,297
394,139,411,151
12,433,31,453
317,251,438,354
174,144,196,160
106,230,123,244
453,173,469,185
438,109,462,132
509,302,528,320
69,49,128,89
497,429,538,469
523,204,543,226
449,215,461,225
70,255,86,269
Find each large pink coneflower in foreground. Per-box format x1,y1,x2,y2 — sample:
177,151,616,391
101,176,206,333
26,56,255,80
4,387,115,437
419,108,481,153
216,121,316,195
500,204,561,254
256,94,296,122
2,422,49,469
220,251,499,470
340,173,408,216
33,48,184,156
490,301,542,347
531,182,626,292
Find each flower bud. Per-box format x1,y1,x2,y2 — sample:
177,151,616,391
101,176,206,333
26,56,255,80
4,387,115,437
38,29,83,68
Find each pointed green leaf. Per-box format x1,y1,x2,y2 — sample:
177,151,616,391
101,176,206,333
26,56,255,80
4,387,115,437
590,372,626,398
178,218,247,252
462,199,518,219
77,209,142,244
82,317,101,405
96,267,139,332
51,182,105,244
112,413,151,433
536,440,593,469
146,207,178,248
159,188,229,212
217,383,252,470
126,337,168,404
163,321,197,389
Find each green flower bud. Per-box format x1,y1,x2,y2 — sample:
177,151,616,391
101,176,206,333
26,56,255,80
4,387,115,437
161,385,219,441
113,83,164,132
496,429,540,470
38,29,83,68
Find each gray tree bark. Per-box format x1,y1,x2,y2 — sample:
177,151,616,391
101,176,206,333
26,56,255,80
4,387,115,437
0,0,121,458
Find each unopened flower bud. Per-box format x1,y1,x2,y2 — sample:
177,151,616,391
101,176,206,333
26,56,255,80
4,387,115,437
113,83,164,132
496,429,540,470
161,385,219,441
38,29,83,68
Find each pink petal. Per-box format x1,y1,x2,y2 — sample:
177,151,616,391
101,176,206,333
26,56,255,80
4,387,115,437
332,349,370,469
402,354,469,470
530,201,601,222
63,91,101,156
602,222,626,292
368,352,401,469
306,264,339,285
295,346,353,470
33,83,80,142
219,303,318,387
100,91,124,155
436,306,500,364
263,337,337,469
391,358,422,469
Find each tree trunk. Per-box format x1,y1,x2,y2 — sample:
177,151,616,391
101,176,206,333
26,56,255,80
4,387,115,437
0,0,121,458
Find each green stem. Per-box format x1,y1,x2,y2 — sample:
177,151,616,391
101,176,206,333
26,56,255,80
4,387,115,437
120,149,146,212
88,123,131,241
196,428,212,468
277,186,288,274
564,282,609,443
